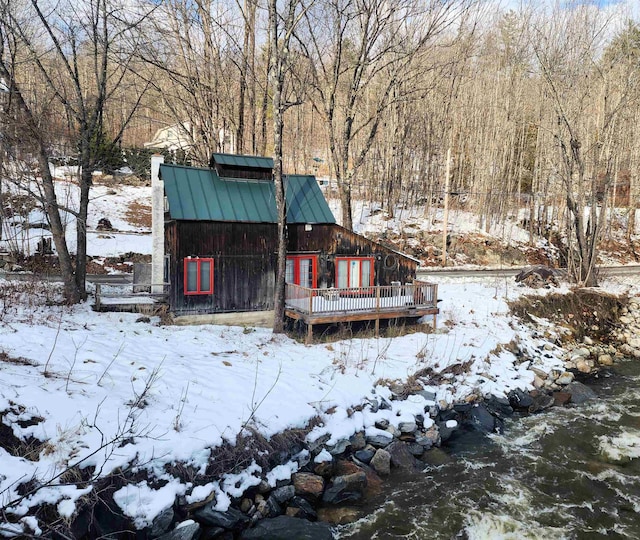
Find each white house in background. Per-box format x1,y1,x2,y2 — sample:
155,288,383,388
144,123,236,156
144,122,194,154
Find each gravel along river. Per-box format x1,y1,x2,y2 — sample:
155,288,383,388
336,361,640,539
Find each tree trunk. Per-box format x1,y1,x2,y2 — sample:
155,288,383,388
247,0,257,153
1,67,81,303
272,90,287,333
339,178,353,231
269,0,293,334
74,167,92,299
259,19,272,157
237,0,250,154
37,150,81,303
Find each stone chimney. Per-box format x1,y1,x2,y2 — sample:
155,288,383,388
151,154,165,294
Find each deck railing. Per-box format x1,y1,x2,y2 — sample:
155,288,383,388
285,280,438,317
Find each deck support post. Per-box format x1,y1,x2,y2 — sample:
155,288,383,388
375,287,380,337
306,323,313,344
432,284,439,331
95,284,101,311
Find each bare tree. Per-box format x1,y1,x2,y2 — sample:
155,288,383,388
531,5,633,285
602,20,640,246
136,0,244,165
296,0,474,229
0,0,150,302
237,0,260,154
269,0,307,333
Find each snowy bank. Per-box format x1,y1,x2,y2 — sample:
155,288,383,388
0,274,636,537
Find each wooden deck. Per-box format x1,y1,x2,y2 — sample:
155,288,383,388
285,281,439,342
93,283,168,314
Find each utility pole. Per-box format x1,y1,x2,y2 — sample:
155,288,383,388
441,147,451,267
0,78,9,243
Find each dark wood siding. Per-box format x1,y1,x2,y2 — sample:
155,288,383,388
287,223,417,288
213,164,272,180
165,220,417,315
166,220,278,314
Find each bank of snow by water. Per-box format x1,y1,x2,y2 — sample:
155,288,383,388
0,274,635,537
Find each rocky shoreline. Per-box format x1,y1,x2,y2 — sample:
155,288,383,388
561,296,640,372
60,380,600,540
12,292,639,539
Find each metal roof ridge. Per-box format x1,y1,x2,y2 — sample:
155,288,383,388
218,176,271,183
160,163,211,172
212,151,272,158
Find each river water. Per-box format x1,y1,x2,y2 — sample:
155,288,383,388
337,360,640,539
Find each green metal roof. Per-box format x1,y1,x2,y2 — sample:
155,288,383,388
285,175,335,224
160,164,335,224
210,152,274,170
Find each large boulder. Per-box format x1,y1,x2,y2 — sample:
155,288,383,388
468,403,502,434
333,460,362,476
528,393,555,413
565,381,597,404
436,420,456,443
485,396,514,419
508,389,534,410
349,431,367,451
365,428,394,448
292,473,325,500
415,426,441,449
354,446,376,464
149,507,175,537
285,496,318,521
322,472,367,504
240,515,333,540
386,441,421,471
271,485,295,505
258,496,282,519
553,392,571,406
155,521,201,540
370,448,391,476
515,266,558,288
193,505,249,530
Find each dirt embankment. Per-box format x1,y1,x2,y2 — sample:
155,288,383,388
509,289,625,343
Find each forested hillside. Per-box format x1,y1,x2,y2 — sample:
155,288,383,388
0,0,639,295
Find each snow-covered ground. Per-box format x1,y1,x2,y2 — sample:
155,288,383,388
1,179,151,259
0,271,637,534
1,175,639,536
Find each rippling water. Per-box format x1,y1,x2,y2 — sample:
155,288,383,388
337,361,640,539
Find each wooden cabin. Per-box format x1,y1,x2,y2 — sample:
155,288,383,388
155,153,438,335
